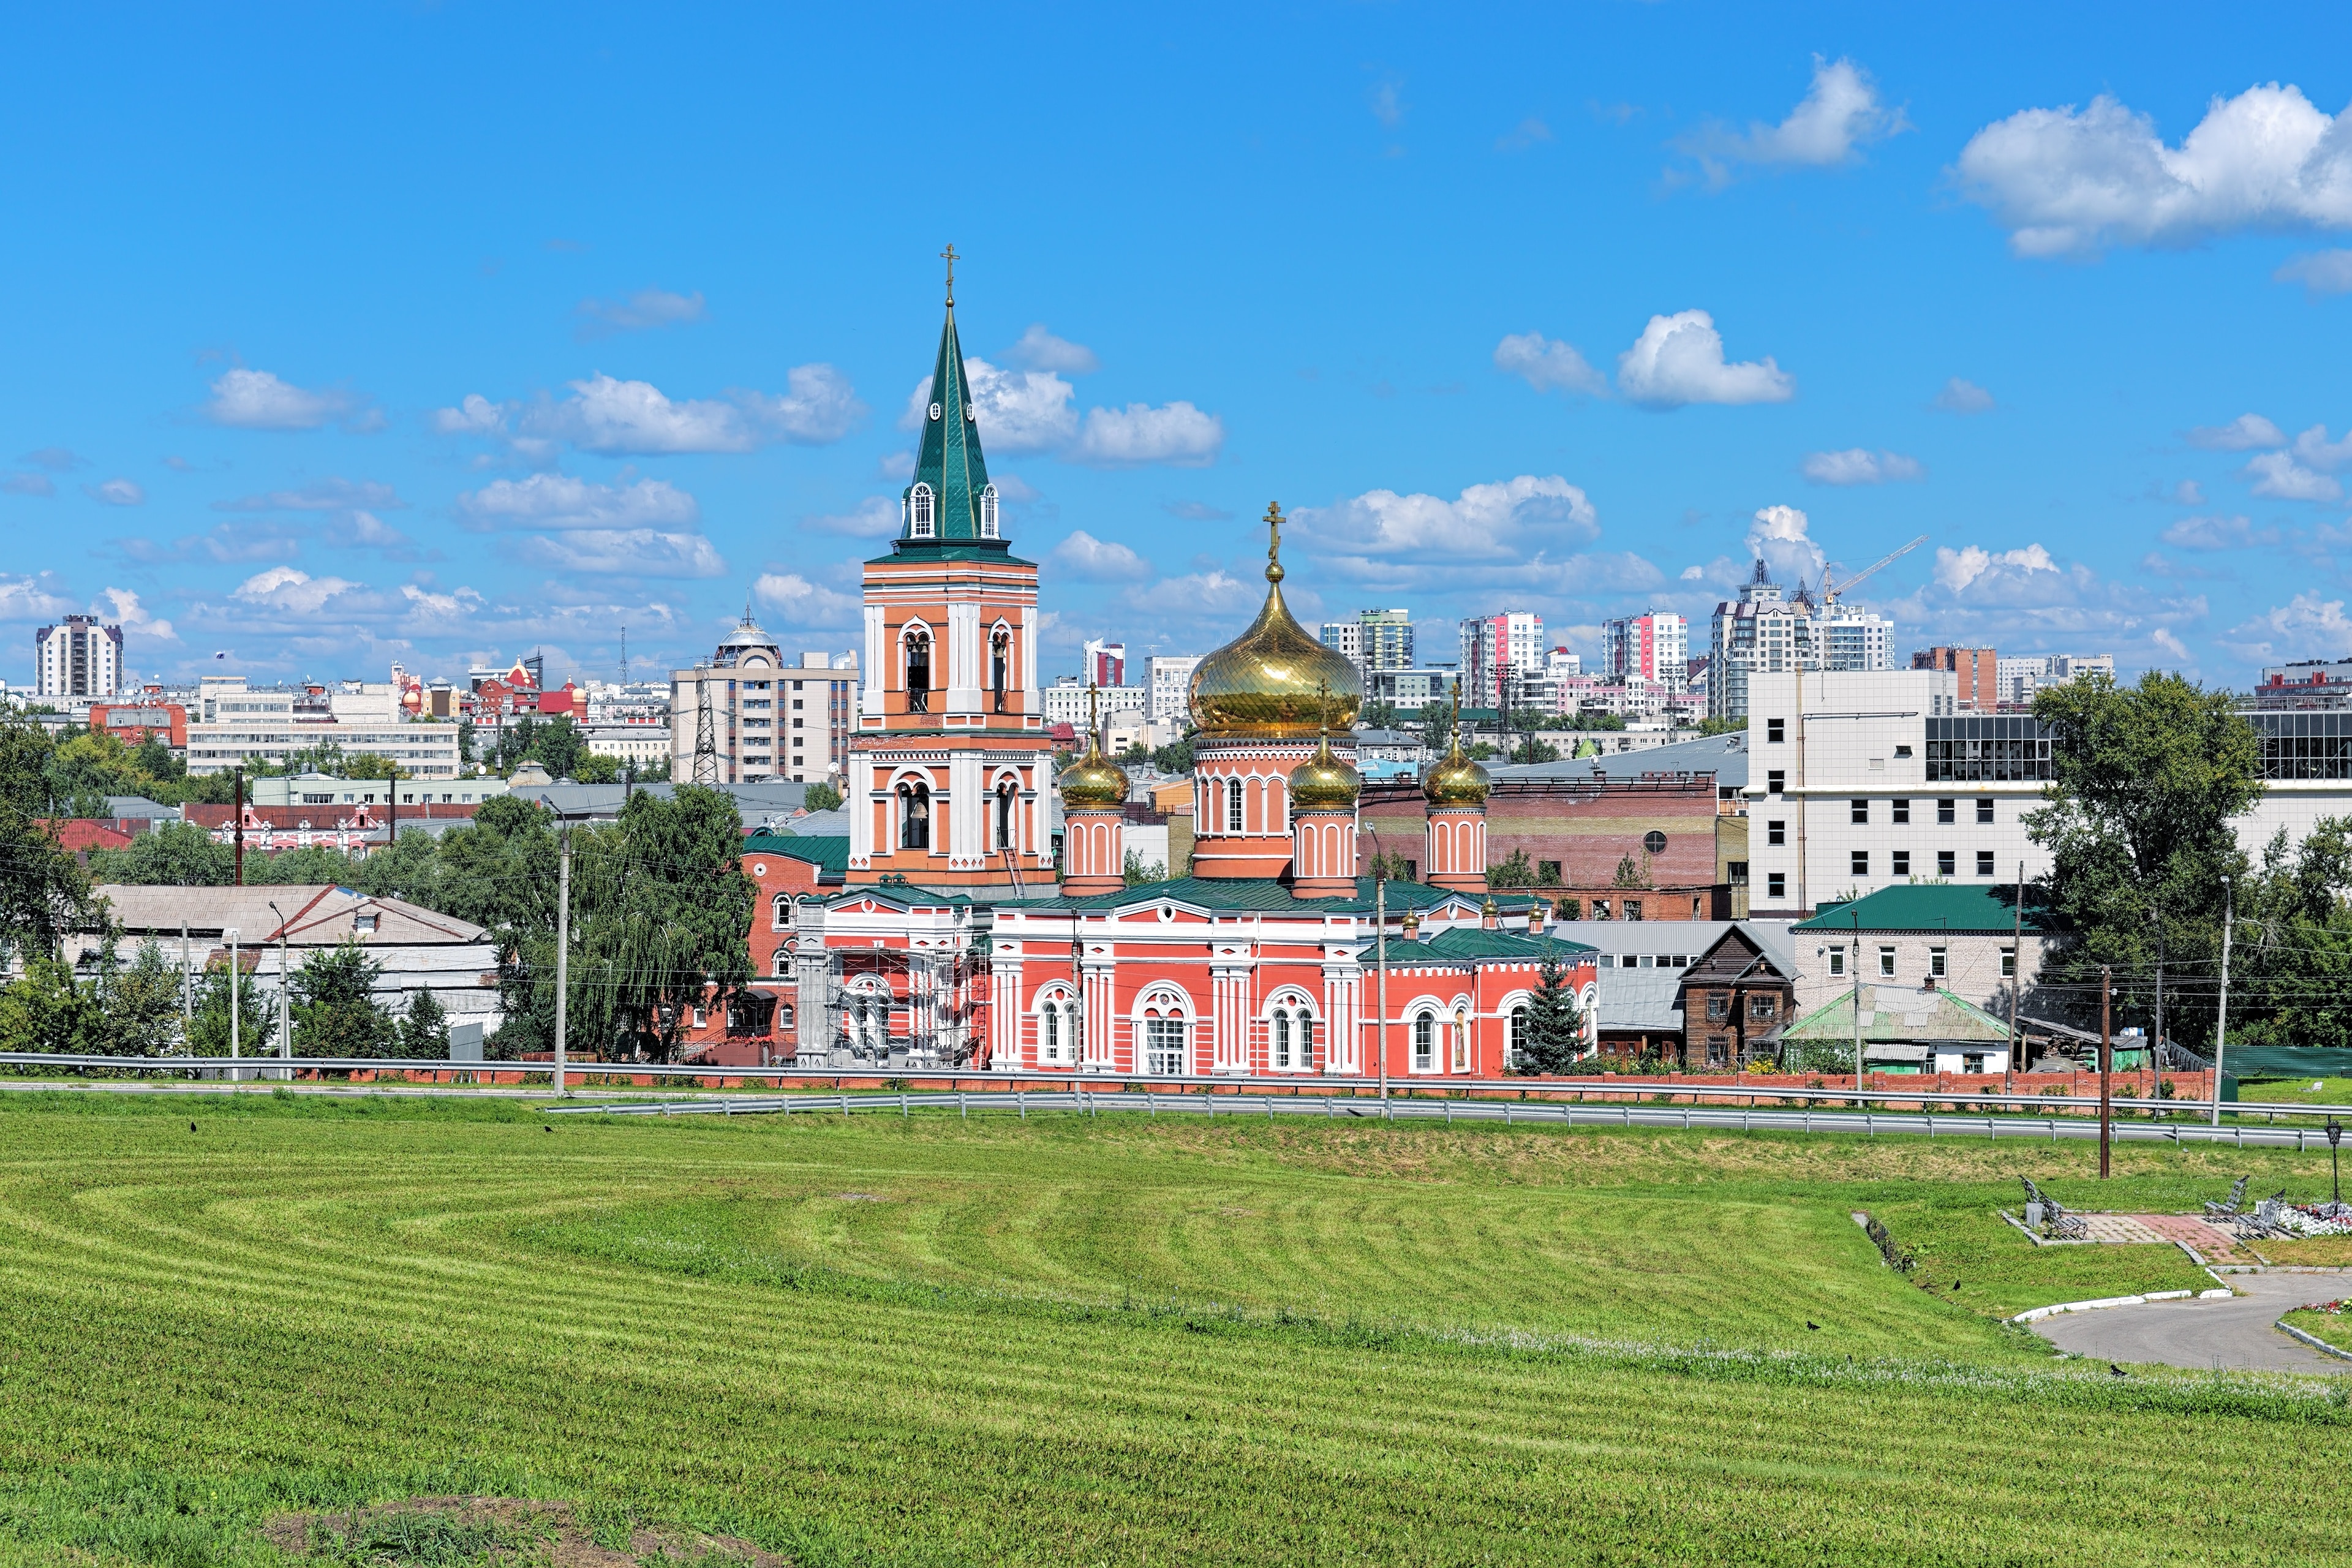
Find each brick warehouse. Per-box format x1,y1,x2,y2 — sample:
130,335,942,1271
1360,771,1725,894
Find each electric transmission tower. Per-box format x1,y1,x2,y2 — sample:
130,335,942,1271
692,662,720,785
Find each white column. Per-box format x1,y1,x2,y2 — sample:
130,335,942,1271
992,957,1022,1066
948,751,980,867
862,606,886,716
1020,607,1040,710
1082,943,1115,1068
848,753,873,869
948,603,981,714
1322,960,1359,1074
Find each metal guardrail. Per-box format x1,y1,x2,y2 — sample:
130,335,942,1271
0,1052,2335,1126
537,1087,2337,1152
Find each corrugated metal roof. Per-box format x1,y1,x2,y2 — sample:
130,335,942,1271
1490,732,1746,787
1792,883,2060,935
1780,983,2011,1044
744,833,850,879
91,884,488,945
1596,967,1685,1032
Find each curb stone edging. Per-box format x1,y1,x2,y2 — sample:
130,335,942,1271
2275,1317,2352,1363
2010,1288,2230,1324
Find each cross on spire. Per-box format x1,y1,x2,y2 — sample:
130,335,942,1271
1264,501,1286,583
941,243,958,306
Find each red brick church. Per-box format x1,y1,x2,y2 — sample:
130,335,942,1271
776,272,1596,1080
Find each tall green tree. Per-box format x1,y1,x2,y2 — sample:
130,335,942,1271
0,957,95,1052
95,938,184,1056
394,989,451,1059
1512,945,1586,1074
0,717,93,967
85,822,235,886
187,963,277,1057
290,941,396,1058
2027,671,2262,1044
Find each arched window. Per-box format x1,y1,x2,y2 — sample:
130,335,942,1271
1225,777,1243,833
979,484,1000,538
1453,1010,1470,1072
908,483,935,537
1509,1004,1529,1067
990,629,1011,713
1140,992,1189,1076
995,778,1016,851
1272,1008,1291,1070
903,628,932,712
1041,1000,1061,1063
778,1003,795,1030
897,780,931,850
772,892,794,930
1412,1013,1435,1071
774,948,793,978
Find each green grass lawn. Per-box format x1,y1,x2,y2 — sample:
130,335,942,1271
2235,1076,2352,1107
1,1092,2349,1566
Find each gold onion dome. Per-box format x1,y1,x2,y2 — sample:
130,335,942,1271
1422,731,1491,807
1289,730,1362,812
1188,503,1362,739
1058,742,1129,810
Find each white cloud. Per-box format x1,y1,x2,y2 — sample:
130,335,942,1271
2225,592,2352,663
400,583,488,623
1050,530,1153,581
1493,332,1607,396
234,566,360,615
1126,569,1259,618
1006,324,1099,375
903,361,1219,466
442,367,862,457
2169,479,2208,505
1293,475,1599,562
1370,79,1404,129
432,394,507,437
1956,82,2352,257
203,369,368,431
2291,423,2352,472
1934,543,2060,595
216,478,405,513
508,530,726,578
326,511,416,553
95,587,175,641
1934,377,1997,414
1616,311,1794,409
2160,513,2276,550
1801,448,1925,485
1746,504,1825,585
1071,402,1224,467
803,496,900,537
0,573,77,620
2242,449,2343,501
4,472,55,496
456,473,699,531
575,287,706,338
18,447,83,471
753,571,861,627
85,478,144,506
1496,116,1553,153
2187,412,2286,450
2277,249,2352,296
1677,56,1905,186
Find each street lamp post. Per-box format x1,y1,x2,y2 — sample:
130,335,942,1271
2214,877,2234,1129
2329,1119,2343,1207
225,926,241,1077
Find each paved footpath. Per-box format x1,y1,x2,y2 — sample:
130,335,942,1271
2033,1269,2352,1373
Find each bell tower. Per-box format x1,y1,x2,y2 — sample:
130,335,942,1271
847,251,1056,887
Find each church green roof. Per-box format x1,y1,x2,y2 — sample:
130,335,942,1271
900,260,996,544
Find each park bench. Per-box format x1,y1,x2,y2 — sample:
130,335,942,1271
2203,1176,2250,1218
2020,1176,2088,1240
2234,1191,2290,1241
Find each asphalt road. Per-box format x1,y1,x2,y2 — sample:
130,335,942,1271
2033,1270,2352,1373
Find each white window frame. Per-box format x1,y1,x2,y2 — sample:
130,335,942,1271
2000,946,2017,979
1225,777,1243,833
1877,946,1896,978
979,484,1000,538
1828,948,1846,977
772,893,794,930
1929,946,1947,979
1412,1012,1435,1072
908,483,935,537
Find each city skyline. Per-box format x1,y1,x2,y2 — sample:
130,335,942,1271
7,7,2352,691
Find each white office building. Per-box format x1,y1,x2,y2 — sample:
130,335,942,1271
1147,655,1202,726
1601,612,1687,685
671,619,859,785
1043,679,1148,729
1709,562,1898,720
183,680,461,778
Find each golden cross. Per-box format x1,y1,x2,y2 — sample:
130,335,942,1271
1265,501,1283,560
1085,678,1099,740
941,243,958,304
1316,677,1330,740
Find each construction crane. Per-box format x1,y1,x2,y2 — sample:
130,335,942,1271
1821,534,1928,609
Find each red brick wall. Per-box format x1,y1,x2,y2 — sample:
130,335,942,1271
1361,777,1721,886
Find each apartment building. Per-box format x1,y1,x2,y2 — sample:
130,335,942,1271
1602,612,1687,685
1083,639,1126,688
35,614,123,698
1460,611,1545,710
1042,678,1148,728
1913,646,1999,710
1147,655,1201,726
1709,562,1898,720
671,616,858,785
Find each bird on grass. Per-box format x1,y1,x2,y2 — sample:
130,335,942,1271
1806,1321,1820,1332
2109,1364,2127,1378
189,1122,196,1133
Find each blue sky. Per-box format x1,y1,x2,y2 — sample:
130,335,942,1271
7,3,2352,690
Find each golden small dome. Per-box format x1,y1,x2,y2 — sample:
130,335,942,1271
1188,503,1362,739
1422,731,1491,807
1058,745,1130,810
1288,732,1362,813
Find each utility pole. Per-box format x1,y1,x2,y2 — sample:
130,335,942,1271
692,663,720,786
2099,965,2113,1180
268,899,290,1075
2151,913,2165,1099
227,926,241,1075
1376,875,1390,1114
1850,908,1863,1091
180,921,192,1027
233,766,245,886
554,826,570,1097
2005,861,2023,1095
2214,877,2233,1128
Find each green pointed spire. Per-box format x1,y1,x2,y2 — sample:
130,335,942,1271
902,244,998,544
